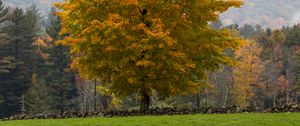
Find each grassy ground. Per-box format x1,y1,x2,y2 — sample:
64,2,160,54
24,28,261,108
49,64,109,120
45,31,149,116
0,113,299,126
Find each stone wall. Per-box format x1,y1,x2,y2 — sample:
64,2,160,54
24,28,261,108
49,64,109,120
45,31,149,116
1,104,300,121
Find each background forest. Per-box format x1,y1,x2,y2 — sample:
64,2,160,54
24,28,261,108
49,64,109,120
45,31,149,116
1,0,300,119
4,0,300,28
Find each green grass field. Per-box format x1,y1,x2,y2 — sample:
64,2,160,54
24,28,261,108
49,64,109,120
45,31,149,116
0,113,299,126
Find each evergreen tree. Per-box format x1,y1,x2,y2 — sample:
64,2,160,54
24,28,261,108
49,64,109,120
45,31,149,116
0,0,7,23
286,24,300,46
44,7,79,113
0,5,39,117
25,73,51,114
0,0,10,74
239,24,257,39
294,51,300,103
0,57,18,74
211,20,223,29
0,1,16,118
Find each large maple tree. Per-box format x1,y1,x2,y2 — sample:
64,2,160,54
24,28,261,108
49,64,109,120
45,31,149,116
55,0,243,110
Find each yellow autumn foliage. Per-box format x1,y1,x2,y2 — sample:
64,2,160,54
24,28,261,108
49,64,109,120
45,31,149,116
55,0,243,97
233,40,264,107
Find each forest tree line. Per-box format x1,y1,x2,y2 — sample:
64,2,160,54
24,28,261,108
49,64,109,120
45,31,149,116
0,0,300,118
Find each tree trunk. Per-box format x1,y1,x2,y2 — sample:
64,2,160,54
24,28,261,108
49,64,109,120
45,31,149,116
60,91,64,114
14,40,19,60
193,94,200,109
206,94,209,107
94,79,97,111
296,93,298,104
224,87,228,106
140,90,150,111
286,91,289,104
196,94,200,109
273,96,276,107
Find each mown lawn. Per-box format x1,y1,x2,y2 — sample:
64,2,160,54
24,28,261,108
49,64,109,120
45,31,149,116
0,113,299,126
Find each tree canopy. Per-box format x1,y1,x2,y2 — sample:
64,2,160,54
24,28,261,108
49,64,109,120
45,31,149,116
55,0,243,110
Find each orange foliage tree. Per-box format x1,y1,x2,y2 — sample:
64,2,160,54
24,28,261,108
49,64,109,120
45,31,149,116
233,40,264,107
55,0,243,110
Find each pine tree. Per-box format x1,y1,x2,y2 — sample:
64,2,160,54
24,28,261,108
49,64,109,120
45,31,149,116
294,51,300,103
43,7,79,113
25,73,51,114
240,24,257,38
0,0,10,74
211,20,223,29
0,5,39,117
0,0,17,118
0,0,7,23
0,57,18,74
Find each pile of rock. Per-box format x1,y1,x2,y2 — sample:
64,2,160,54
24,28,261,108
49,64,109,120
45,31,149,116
0,112,104,121
265,104,300,113
1,104,298,121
